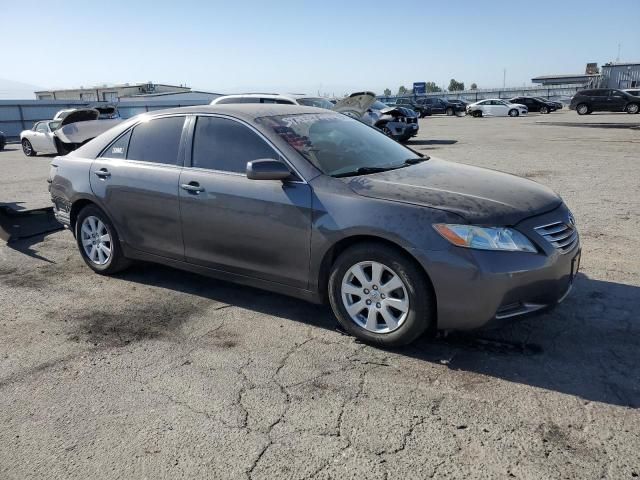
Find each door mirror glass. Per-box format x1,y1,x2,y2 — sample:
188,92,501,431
246,159,292,181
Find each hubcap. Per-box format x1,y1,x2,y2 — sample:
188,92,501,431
80,216,112,265
23,141,31,154
341,261,409,334
629,104,639,113
578,105,587,114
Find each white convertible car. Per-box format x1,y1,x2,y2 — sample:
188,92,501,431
20,105,122,156
466,99,528,117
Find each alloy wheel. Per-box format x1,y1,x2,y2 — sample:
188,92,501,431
577,104,588,115
80,216,112,265
22,140,32,156
627,103,639,114
341,261,409,334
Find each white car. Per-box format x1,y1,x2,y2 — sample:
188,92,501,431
20,120,62,156
20,105,122,157
211,93,336,109
466,99,528,117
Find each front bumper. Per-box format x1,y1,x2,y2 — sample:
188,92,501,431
411,205,580,330
390,121,419,140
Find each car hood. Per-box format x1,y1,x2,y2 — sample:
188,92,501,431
332,91,377,118
344,158,562,225
58,108,100,126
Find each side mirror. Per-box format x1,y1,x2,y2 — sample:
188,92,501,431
246,159,292,181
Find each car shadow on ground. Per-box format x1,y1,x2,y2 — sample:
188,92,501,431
113,262,639,409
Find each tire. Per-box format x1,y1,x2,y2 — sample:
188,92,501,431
625,103,639,114
328,243,435,347
446,107,454,116
508,109,519,117
380,125,393,137
472,110,483,118
576,103,590,115
540,106,549,114
75,205,131,275
22,139,36,156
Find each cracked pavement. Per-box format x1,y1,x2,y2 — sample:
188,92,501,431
1,111,639,479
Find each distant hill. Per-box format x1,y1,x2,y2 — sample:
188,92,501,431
0,78,42,100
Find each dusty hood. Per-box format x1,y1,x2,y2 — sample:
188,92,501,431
59,108,100,126
332,91,377,118
345,158,562,225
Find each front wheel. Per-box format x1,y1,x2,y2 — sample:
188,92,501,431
328,243,435,347
472,110,482,118
540,106,549,114
576,103,590,115
508,109,519,117
75,205,131,275
626,103,639,114
22,139,36,156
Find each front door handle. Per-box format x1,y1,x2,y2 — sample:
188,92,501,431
94,168,111,178
181,182,205,193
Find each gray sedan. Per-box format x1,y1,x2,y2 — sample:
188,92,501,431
49,104,580,346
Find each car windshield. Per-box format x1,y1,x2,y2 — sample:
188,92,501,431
296,97,335,110
256,113,424,177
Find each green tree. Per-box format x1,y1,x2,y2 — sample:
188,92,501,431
448,79,465,91
470,83,478,90
398,85,408,96
425,82,442,93
383,88,392,96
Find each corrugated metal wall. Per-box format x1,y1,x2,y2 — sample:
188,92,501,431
601,65,640,89
0,99,212,140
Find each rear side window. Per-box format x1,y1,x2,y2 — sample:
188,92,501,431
127,116,185,165
102,130,131,159
191,116,278,173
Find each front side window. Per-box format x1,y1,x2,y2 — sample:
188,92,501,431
36,122,48,133
192,116,278,173
126,116,185,165
256,113,422,177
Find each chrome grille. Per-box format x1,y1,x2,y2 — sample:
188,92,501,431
534,221,578,254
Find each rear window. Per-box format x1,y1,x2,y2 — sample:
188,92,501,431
101,130,132,159
126,116,185,165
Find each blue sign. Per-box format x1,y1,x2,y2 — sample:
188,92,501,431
413,82,426,95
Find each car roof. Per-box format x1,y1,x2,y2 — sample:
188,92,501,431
69,104,332,163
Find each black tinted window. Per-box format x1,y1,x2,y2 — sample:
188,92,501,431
102,130,131,159
192,116,277,173
127,116,185,165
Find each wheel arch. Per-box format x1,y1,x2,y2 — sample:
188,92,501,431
69,197,117,236
316,235,437,319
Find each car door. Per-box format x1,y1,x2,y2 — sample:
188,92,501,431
179,115,312,289
608,90,627,111
89,115,187,259
31,122,52,152
494,100,510,116
590,90,609,111
434,99,446,114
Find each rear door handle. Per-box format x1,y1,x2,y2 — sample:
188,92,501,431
94,168,111,178
181,182,205,193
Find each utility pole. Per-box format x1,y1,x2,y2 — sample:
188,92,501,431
616,43,621,62
503,68,506,88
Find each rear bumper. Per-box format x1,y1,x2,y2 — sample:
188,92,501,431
411,205,580,330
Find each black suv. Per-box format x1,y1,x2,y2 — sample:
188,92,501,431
414,97,465,117
509,96,557,114
570,89,640,115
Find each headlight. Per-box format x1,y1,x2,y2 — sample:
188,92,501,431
433,224,537,253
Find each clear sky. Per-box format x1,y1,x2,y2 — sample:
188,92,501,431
1,0,639,98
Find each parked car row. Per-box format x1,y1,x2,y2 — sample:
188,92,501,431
0,130,5,151
211,92,419,142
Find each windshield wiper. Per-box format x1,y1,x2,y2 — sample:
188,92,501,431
404,155,429,165
332,165,403,178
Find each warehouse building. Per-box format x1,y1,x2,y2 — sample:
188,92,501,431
34,82,191,101
532,61,640,89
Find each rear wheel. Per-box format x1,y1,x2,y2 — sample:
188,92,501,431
576,103,590,115
75,205,131,275
626,103,639,114
446,107,454,116
22,139,36,156
328,243,434,347
508,109,519,117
